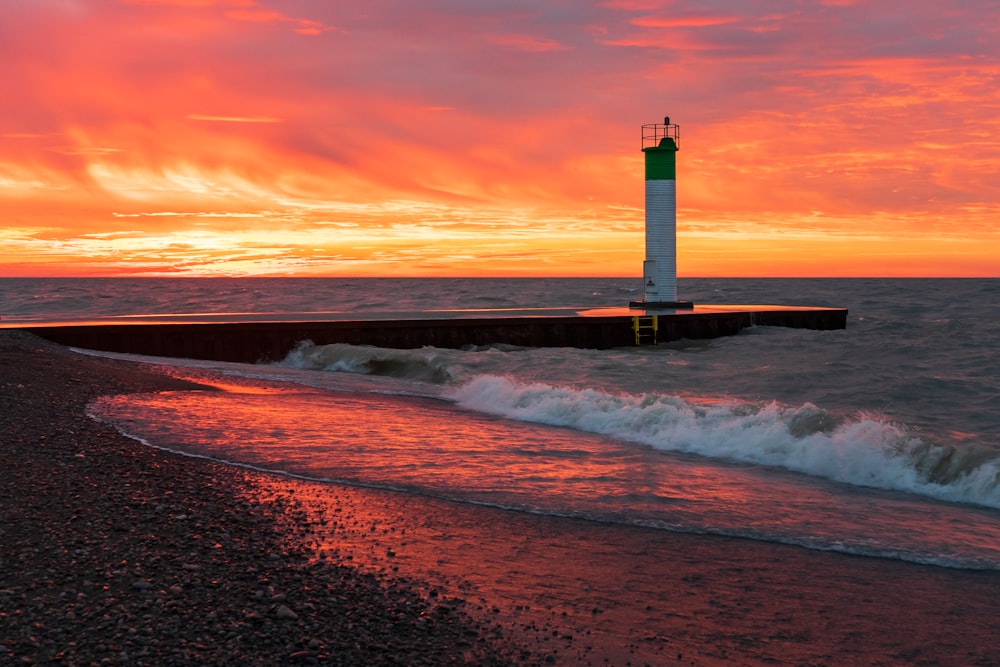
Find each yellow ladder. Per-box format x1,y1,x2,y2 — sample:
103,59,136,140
632,315,658,345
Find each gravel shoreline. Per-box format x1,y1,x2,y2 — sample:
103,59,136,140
0,331,540,666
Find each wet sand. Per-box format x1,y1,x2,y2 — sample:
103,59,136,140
253,477,1000,666
3,330,999,665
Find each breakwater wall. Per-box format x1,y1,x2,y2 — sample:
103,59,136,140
21,306,848,364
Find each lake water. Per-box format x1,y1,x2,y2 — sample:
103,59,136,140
4,277,998,570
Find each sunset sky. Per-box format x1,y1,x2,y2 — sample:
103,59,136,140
1,0,998,277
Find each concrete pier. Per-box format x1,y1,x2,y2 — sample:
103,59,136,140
11,304,848,364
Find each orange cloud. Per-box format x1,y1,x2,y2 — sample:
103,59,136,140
186,114,283,123
223,6,333,35
121,0,251,6
631,14,741,28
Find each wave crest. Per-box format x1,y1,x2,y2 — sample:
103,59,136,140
448,375,1000,508
277,341,457,384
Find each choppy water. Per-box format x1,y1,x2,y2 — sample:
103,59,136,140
4,277,999,569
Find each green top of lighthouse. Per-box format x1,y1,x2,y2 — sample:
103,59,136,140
642,116,679,180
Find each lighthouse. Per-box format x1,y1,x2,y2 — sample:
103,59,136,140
630,116,694,309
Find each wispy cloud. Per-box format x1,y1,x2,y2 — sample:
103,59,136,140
487,33,574,52
631,14,741,28
186,114,283,123
223,6,335,35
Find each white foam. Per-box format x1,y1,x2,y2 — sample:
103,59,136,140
447,375,1000,509
277,341,458,384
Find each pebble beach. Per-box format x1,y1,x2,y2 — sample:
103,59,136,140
0,331,537,666
3,329,1000,666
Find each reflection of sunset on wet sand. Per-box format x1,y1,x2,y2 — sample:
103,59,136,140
2,1,998,277
89,366,1000,570
248,475,1000,665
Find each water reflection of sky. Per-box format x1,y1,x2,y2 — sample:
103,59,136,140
89,370,1000,570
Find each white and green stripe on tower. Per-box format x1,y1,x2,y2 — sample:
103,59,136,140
641,118,680,305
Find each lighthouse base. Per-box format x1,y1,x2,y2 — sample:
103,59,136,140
629,300,695,310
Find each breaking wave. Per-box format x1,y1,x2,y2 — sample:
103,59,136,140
447,375,1000,509
277,341,457,384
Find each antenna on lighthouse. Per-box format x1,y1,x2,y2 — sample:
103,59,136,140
629,115,694,310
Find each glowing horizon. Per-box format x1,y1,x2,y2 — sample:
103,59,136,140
1,1,998,278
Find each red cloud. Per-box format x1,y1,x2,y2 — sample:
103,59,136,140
487,33,573,52
631,14,741,28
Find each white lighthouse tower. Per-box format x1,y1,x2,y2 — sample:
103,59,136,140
630,116,693,309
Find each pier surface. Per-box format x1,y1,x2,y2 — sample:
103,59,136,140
7,304,847,363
